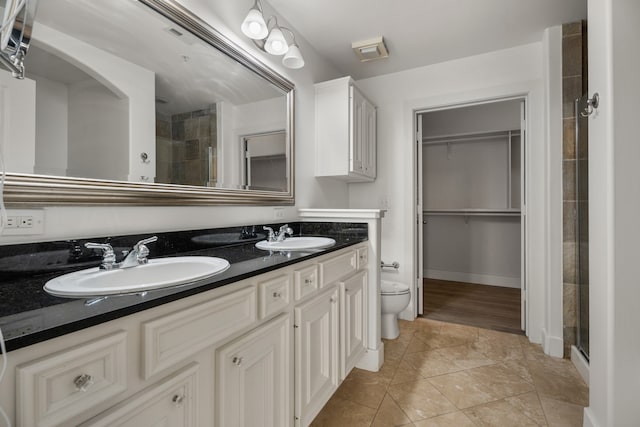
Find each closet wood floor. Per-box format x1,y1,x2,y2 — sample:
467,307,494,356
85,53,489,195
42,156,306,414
422,278,523,335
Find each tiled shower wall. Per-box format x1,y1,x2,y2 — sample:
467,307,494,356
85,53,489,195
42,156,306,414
562,22,587,358
156,106,217,186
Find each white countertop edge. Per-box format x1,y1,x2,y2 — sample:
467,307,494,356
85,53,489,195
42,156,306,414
298,208,386,219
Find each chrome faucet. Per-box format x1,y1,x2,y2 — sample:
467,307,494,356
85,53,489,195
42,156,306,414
85,236,158,270
263,225,293,242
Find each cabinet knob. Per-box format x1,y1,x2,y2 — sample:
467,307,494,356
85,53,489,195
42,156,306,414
304,278,313,285
330,296,337,303
73,374,94,392
273,291,282,298
232,356,243,366
172,394,185,406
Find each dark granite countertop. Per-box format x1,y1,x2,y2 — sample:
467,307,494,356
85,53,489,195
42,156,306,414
0,222,367,352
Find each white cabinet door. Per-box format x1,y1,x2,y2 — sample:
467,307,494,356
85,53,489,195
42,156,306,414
349,85,366,176
364,100,377,179
294,286,339,427
340,270,367,380
217,314,291,427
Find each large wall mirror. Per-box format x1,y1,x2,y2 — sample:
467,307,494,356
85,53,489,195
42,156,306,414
0,0,295,205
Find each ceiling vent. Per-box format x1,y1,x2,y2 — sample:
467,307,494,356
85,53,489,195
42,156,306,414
352,37,389,62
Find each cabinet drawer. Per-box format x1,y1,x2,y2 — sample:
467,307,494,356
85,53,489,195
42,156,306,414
82,363,199,427
294,264,318,301
17,331,127,427
319,250,357,287
356,246,368,270
143,286,256,379
258,274,291,318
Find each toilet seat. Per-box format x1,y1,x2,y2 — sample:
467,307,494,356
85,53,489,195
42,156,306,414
381,281,410,295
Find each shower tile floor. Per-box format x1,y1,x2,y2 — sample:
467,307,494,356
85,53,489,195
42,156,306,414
311,318,588,427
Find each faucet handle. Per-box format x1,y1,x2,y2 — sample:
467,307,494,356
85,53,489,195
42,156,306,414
263,226,276,242
133,236,157,264
276,224,293,241
134,236,158,250
85,242,116,269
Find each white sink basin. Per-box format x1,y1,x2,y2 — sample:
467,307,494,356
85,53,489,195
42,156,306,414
255,237,336,251
44,256,230,298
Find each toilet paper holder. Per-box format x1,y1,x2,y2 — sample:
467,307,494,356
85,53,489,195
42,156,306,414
381,261,399,269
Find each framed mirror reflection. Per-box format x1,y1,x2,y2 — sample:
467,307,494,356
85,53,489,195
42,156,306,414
0,0,295,205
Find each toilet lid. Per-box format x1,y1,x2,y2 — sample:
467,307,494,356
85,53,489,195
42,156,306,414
381,281,410,295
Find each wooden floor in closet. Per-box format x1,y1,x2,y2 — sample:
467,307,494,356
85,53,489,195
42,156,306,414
422,278,523,335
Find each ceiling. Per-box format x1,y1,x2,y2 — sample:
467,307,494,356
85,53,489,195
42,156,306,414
26,0,284,114
267,0,587,79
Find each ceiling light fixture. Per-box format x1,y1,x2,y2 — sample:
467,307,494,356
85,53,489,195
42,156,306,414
241,0,305,69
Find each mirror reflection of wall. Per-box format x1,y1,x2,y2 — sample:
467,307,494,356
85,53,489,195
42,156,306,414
242,131,287,192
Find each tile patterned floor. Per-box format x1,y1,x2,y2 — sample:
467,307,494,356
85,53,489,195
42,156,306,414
311,318,588,427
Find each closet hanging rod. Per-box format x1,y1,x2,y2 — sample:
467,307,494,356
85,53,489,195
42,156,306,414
423,209,521,217
422,129,520,145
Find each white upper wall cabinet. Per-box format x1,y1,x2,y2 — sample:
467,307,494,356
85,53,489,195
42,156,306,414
315,77,376,182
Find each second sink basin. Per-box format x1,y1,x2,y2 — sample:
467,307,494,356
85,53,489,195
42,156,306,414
255,237,336,251
44,256,230,298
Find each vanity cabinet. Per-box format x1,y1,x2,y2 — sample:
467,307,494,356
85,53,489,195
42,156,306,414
294,286,340,427
216,314,291,427
80,364,199,427
294,246,368,426
4,243,371,427
315,76,377,182
339,270,367,380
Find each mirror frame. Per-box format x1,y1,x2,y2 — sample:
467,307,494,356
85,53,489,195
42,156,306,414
3,0,295,206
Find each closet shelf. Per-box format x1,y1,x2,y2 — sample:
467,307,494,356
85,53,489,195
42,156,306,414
422,129,521,145
423,209,521,217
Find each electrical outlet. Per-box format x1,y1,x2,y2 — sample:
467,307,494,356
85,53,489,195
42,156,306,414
5,216,16,228
273,207,285,220
2,209,45,235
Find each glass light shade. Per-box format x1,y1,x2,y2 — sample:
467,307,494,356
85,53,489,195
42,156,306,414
241,8,268,39
282,44,304,69
264,27,288,55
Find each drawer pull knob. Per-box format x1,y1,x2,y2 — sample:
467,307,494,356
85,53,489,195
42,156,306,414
73,374,94,392
172,394,185,406
273,291,282,298
232,356,243,366
304,279,313,285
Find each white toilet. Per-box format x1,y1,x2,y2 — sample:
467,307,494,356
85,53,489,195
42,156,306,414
380,280,411,339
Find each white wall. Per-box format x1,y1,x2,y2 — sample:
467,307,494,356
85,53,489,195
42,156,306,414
0,0,347,245
0,70,36,174
33,23,156,184
33,75,68,176
349,42,553,345
67,80,129,181
585,0,640,425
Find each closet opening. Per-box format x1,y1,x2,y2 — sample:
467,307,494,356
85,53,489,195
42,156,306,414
415,98,526,335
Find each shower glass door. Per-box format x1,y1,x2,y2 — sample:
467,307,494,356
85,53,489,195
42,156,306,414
576,95,590,360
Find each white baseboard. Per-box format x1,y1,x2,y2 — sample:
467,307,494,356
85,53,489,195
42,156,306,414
583,407,598,427
541,328,564,358
356,342,384,372
570,345,589,386
425,269,520,288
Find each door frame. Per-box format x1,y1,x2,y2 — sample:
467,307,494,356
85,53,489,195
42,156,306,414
414,95,529,334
